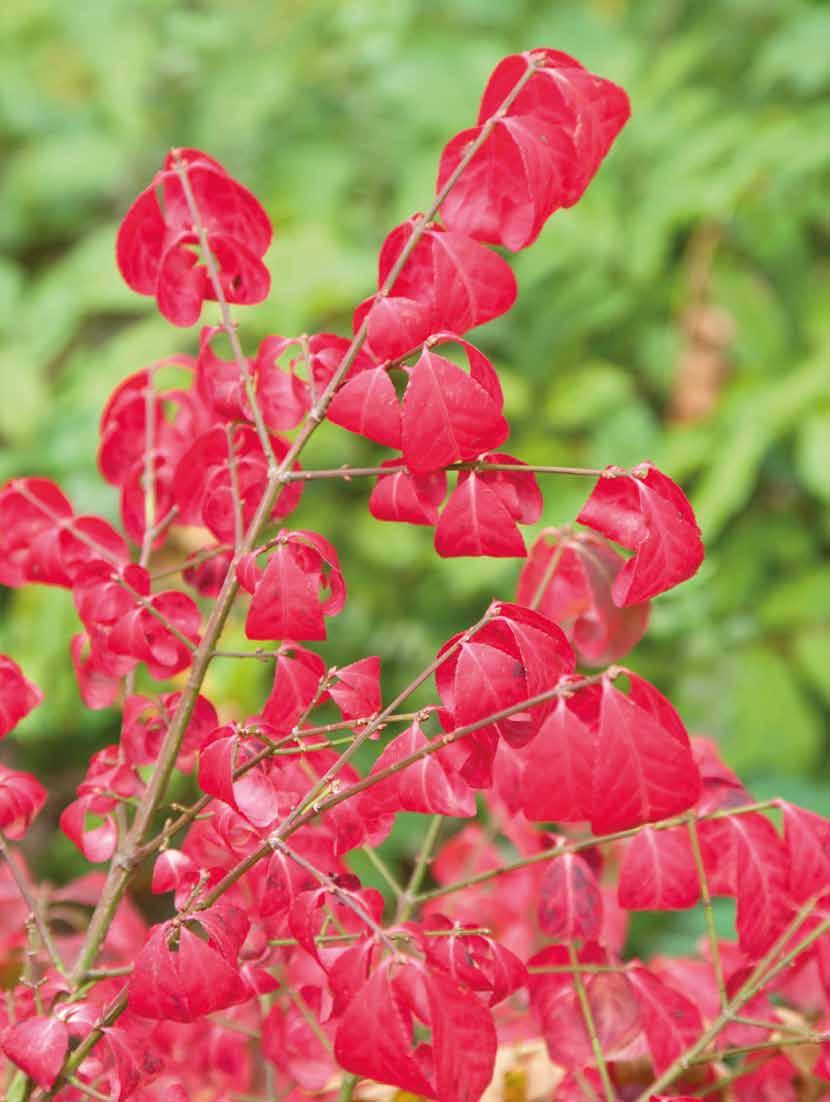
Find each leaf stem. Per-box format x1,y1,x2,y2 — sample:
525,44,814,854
686,815,727,1009
568,942,615,1102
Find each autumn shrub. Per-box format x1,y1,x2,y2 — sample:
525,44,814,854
1,46,828,1102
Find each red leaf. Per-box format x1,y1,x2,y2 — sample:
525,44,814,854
254,335,312,430
427,968,498,1102
334,962,437,1097
419,915,526,1006
0,655,44,739
438,115,577,250
2,1015,69,1088
517,529,650,665
128,904,250,1021
116,150,272,327
473,452,543,523
329,656,381,720
263,988,335,1091
519,692,595,822
618,827,700,911
173,424,302,540
401,341,507,473
358,217,517,359
107,589,201,680
370,461,448,526
730,813,790,959
240,531,345,642
477,49,630,206
628,965,703,1075
781,802,830,903
577,464,704,605
576,672,701,834
360,721,476,818
435,473,525,558
328,365,403,448
198,730,280,829
334,960,497,1102
528,943,640,1071
538,852,604,941
435,604,575,786
0,478,73,587
0,765,47,839
261,644,327,731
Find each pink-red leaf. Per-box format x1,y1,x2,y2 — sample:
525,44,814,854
517,529,650,664
618,826,700,911
628,965,703,1075
0,655,44,739
2,1015,69,1088
370,461,448,526
577,464,704,605
538,852,604,941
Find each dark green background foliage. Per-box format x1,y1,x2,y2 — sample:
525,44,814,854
1,0,828,945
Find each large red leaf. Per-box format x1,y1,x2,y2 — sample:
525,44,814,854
128,904,250,1022
435,472,526,558
360,721,476,818
401,343,507,473
628,966,703,1075
577,464,704,605
438,115,577,250
477,49,630,205
519,693,595,822
357,218,517,359
572,672,701,834
333,962,436,1097
239,531,345,642
618,826,700,911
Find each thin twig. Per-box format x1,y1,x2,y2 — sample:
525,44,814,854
0,836,65,976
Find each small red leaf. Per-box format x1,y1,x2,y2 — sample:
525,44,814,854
328,365,403,448
538,852,604,941
435,473,526,558
517,529,650,665
0,655,44,739
2,1015,69,1089
577,464,704,605
574,672,701,834
370,461,447,526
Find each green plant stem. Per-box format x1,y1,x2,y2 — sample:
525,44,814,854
568,943,615,1102
0,836,65,976
338,1073,359,1102
686,815,727,1009
282,461,604,482
397,813,442,922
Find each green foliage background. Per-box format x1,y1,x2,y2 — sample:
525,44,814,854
1,0,828,945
